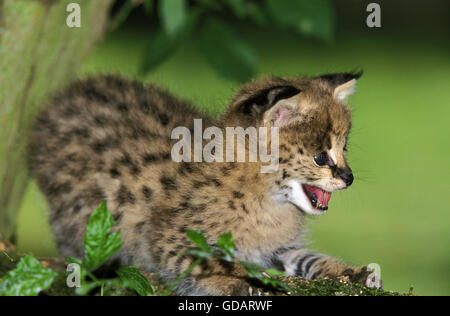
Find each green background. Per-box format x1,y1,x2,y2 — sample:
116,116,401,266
15,1,450,295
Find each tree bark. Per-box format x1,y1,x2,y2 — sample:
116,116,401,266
0,0,113,241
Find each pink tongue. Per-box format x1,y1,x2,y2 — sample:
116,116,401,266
305,185,332,206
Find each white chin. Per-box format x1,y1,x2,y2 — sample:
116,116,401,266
285,180,327,216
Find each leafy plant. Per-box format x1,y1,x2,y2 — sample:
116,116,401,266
66,202,152,296
0,255,58,296
83,202,123,272
0,202,153,296
179,229,291,294
117,266,153,296
112,0,336,82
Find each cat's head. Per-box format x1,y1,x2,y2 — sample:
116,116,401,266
223,72,361,215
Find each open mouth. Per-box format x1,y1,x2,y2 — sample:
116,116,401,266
302,184,332,211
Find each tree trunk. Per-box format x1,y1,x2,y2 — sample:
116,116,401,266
0,0,113,241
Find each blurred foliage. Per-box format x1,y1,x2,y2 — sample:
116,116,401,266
113,0,336,82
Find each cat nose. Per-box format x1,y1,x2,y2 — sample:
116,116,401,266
339,170,354,187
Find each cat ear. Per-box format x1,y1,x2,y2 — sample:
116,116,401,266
237,85,301,122
318,71,363,101
262,97,300,127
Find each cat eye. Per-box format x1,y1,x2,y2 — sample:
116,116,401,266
313,152,328,166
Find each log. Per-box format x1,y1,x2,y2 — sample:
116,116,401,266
0,0,113,241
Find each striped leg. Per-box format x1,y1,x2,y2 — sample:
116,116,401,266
274,248,382,289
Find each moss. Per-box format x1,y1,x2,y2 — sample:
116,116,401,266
272,276,412,296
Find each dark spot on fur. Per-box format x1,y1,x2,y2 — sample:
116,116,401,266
93,115,110,127
135,221,146,232
179,225,187,234
110,168,121,178
160,176,177,191
241,203,249,214
193,180,208,189
228,200,236,210
116,103,129,113
142,153,171,165
142,186,152,201
82,85,109,103
113,212,123,223
118,152,141,175
167,235,178,244
233,191,244,199
117,185,136,205
91,137,120,154
87,185,107,203
72,204,82,214
191,203,206,212
46,181,72,197
167,250,178,258
70,128,90,139
158,113,170,126
206,177,222,187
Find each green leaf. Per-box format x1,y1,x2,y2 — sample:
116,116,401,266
197,19,257,82
140,10,199,76
217,232,235,261
117,266,153,296
83,202,123,272
75,279,104,296
0,255,58,296
143,0,154,14
245,3,268,25
186,230,210,251
264,267,287,278
159,0,187,35
224,0,246,18
110,0,135,31
140,29,178,75
241,262,289,291
265,0,336,42
184,249,212,259
65,257,82,266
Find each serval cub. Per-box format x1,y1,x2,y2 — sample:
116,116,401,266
28,73,382,295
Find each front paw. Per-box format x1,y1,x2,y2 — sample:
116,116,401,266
343,266,383,289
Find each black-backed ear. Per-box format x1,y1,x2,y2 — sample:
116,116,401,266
318,71,363,101
238,86,301,119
